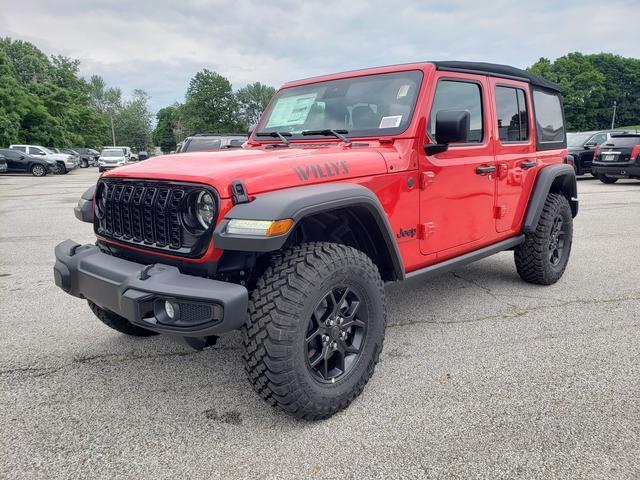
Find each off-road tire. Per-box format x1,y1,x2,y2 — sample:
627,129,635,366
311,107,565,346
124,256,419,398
242,242,387,420
515,193,573,285
30,164,46,177
88,300,158,337
597,174,618,184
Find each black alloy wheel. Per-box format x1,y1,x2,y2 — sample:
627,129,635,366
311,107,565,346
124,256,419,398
548,215,568,267
305,286,367,383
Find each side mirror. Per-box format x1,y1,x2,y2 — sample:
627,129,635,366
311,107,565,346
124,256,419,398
435,110,470,144
584,143,595,150
248,123,257,137
20,155,25,160
424,110,470,156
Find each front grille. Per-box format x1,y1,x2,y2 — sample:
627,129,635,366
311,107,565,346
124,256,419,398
95,179,216,257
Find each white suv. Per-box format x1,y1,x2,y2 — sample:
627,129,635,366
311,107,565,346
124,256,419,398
9,145,78,174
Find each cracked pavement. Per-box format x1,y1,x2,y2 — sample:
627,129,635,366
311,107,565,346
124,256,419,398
1,169,639,479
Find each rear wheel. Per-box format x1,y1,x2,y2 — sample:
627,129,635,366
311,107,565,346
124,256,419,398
597,174,618,184
242,242,386,420
30,164,46,177
515,193,573,285
88,300,158,337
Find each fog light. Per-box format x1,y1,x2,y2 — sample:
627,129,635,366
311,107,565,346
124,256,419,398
165,301,176,319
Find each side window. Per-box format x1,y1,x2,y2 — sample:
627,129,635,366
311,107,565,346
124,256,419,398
588,133,607,145
495,86,529,142
532,90,565,144
428,80,483,143
12,146,26,152
29,147,44,155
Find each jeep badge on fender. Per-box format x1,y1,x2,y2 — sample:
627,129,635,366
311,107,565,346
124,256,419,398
54,61,577,420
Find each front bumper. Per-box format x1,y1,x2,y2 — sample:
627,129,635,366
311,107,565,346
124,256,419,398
64,160,78,169
592,163,640,178
53,240,248,337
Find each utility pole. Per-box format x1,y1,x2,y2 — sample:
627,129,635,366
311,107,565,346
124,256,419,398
611,101,617,130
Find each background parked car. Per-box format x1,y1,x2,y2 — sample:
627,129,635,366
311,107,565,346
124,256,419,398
567,130,629,176
592,133,640,184
97,148,128,172
0,154,7,173
9,145,77,174
0,148,58,176
137,151,149,160
73,148,100,167
178,134,247,153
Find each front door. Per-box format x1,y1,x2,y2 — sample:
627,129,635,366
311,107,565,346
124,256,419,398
419,73,497,257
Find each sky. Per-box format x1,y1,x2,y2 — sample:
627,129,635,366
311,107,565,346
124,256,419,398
1,0,639,112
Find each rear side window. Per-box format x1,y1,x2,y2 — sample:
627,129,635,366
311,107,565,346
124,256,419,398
532,90,565,147
184,138,222,152
429,80,483,143
12,146,26,152
495,86,529,142
608,136,640,147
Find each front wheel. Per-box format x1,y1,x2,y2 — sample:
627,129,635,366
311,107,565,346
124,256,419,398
56,162,67,174
80,159,88,168
242,242,387,420
515,193,573,285
597,174,618,184
31,164,46,177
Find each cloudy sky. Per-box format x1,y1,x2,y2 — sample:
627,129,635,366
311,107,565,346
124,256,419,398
2,0,638,112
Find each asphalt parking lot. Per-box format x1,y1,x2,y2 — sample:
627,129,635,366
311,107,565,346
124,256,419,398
0,168,638,479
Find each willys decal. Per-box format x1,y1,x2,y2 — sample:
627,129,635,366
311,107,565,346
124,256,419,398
294,161,349,181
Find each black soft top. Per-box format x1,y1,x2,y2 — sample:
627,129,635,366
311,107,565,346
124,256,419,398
432,61,561,93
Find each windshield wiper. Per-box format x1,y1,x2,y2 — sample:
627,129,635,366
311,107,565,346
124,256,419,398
255,131,291,146
301,129,350,144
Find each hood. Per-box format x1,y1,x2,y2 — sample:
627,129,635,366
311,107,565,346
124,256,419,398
105,145,389,198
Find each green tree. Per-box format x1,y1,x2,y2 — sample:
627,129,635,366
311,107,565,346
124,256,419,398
235,82,275,130
182,69,239,134
153,105,180,153
529,53,640,131
113,89,153,151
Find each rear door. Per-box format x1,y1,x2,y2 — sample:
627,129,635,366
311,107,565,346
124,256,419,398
3,150,27,171
419,73,498,256
489,78,538,233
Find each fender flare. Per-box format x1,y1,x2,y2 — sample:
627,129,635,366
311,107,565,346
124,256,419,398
522,164,578,234
74,185,95,223
213,183,405,280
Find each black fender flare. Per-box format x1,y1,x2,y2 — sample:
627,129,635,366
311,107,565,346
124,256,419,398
522,164,578,234
74,185,95,223
213,183,405,280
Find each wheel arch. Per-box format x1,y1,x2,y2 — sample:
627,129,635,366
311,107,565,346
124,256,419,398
213,183,405,281
522,163,577,234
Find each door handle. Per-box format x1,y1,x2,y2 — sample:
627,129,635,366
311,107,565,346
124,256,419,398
475,165,497,175
521,161,537,170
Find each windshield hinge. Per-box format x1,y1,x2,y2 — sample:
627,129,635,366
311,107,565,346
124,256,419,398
230,180,250,204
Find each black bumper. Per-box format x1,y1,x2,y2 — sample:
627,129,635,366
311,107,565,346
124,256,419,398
592,163,640,178
53,240,248,337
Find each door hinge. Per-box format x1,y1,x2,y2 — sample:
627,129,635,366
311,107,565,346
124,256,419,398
419,171,435,189
418,222,436,239
494,205,507,219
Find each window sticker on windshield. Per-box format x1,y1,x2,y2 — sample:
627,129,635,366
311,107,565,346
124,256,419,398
397,85,410,98
266,93,318,128
379,115,402,129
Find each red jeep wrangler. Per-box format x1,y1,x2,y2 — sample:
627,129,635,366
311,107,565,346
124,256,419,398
55,61,577,419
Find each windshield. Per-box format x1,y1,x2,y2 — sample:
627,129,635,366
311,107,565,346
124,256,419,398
256,70,423,139
101,150,123,157
567,133,592,147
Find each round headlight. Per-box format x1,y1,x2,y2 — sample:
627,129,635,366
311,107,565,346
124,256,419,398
195,191,215,229
95,182,108,219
